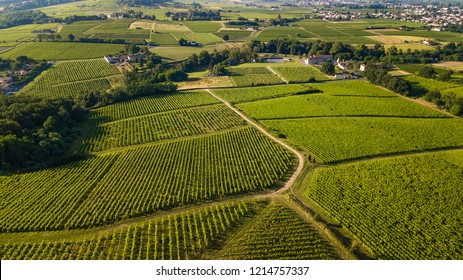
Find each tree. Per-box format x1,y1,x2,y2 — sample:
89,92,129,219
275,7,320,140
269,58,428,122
417,66,436,79
321,62,335,75
222,34,230,41
210,64,226,76
160,69,188,82
178,38,187,46
67,34,75,42
55,34,61,41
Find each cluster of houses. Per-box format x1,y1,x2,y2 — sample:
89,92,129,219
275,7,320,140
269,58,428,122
103,54,146,65
1,65,35,94
303,54,368,79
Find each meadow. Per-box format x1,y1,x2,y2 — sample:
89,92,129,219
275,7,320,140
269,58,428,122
262,118,463,163
0,42,124,60
307,151,463,259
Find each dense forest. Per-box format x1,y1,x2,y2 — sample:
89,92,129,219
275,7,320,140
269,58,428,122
0,10,55,28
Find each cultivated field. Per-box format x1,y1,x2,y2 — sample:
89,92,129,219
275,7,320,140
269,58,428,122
270,66,331,83
213,84,314,103
308,151,463,259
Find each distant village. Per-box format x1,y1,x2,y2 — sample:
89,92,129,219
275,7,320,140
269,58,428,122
0,60,45,95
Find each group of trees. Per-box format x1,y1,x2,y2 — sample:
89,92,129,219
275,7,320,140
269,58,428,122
168,9,221,21
417,66,454,82
424,90,463,116
1,0,75,12
363,65,413,96
0,10,55,28
0,95,87,170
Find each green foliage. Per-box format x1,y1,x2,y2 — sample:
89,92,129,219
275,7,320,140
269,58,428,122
271,66,330,83
321,62,335,76
1,200,265,259
231,74,284,87
262,118,463,163
81,105,246,152
213,30,252,41
213,84,314,103
0,126,292,231
160,69,188,82
217,200,339,260
92,90,220,123
308,151,463,259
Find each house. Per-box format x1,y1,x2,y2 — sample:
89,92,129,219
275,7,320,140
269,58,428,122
265,56,285,63
104,55,119,64
304,55,333,65
423,39,438,46
359,63,366,72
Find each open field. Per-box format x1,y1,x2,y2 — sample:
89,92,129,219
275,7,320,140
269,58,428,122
433,61,463,71
308,151,463,259
182,21,221,33
404,75,461,92
0,42,124,60
255,26,313,41
151,44,228,61
228,67,284,86
0,23,59,43
262,118,463,163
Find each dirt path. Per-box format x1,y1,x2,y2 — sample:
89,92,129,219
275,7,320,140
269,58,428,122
267,66,288,83
205,89,304,194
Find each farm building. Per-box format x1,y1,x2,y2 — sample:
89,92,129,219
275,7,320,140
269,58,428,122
104,55,119,64
304,55,333,65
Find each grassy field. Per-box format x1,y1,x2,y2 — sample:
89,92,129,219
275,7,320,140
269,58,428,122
0,23,59,43
228,67,285,86
404,75,461,92
0,42,124,60
213,30,252,41
151,44,228,61
262,118,463,163
307,151,463,259
255,26,313,41
182,21,222,33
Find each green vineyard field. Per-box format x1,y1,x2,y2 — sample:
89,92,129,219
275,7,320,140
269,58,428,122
307,151,463,259
1,200,267,260
262,118,463,163
270,66,331,83
81,105,246,152
1,127,292,231
216,200,340,260
213,84,314,103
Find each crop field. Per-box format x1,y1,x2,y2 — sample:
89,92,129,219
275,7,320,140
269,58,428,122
404,75,460,92
310,80,396,97
255,26,313,41
58,21,102,40
150,33,178,45
307,151,463,259
171,32,223,45
213,84,314,103
92,90,220,124
270,66,331,83
237,93,447,120
213,30,252,41
229,67,273,75
153,22,191,33
441,87,463,98
0,126,292,231
231,74,285,87
20,59,121,98
182,21,222,33
0,42,124,60
216,200,340,260
151,44,227,61
1,200,267,260
433,61,463,72
81,105,246,152
0,23,59,43
262,118,463,163
398,64,449,75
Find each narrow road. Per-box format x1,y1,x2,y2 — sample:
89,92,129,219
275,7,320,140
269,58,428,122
205,89,305,194
267,66,288,83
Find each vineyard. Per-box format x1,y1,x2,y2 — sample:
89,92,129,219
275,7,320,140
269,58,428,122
81,105,246,152
216,200,340,260
307,151,463,259
92,90,220,124
213,84,314,103
20,59,121,98
213,30,252,41
237,93,447,120
1,127,293,231
1,200,268,260
270,66,331,83
310,80,396,97
231,74,284,87
262,118,463,163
